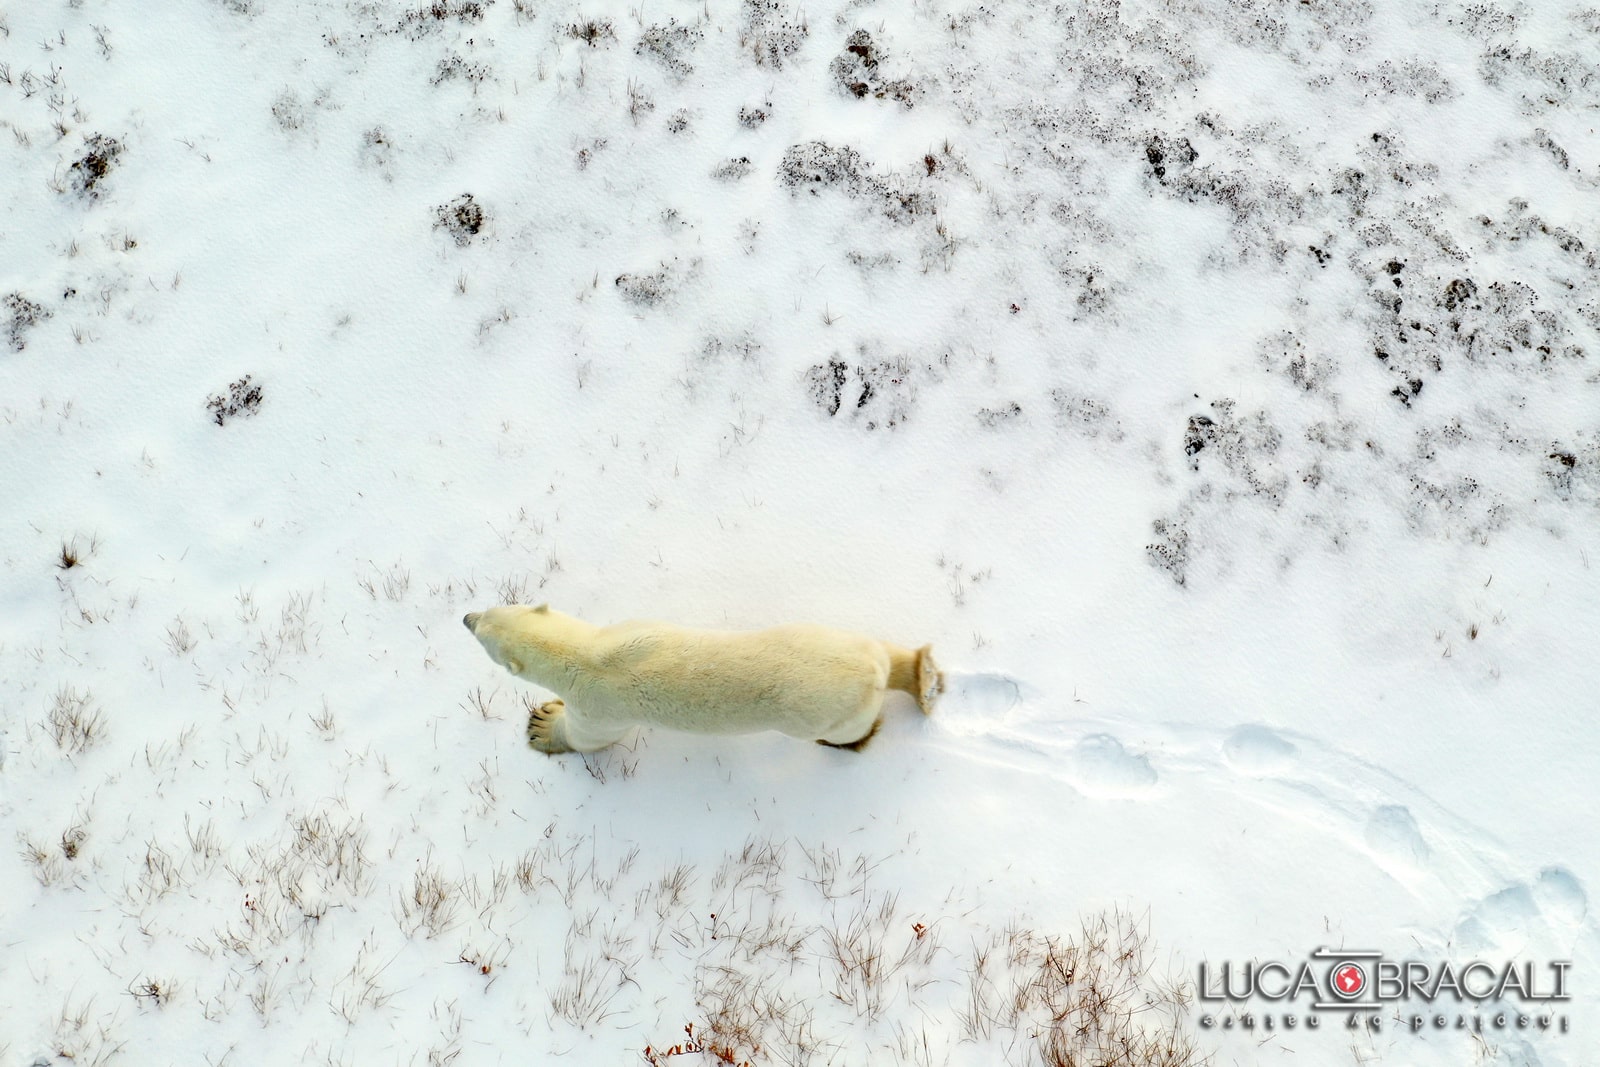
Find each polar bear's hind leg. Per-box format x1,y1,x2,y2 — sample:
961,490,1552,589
888,644,944,713
814,677,887,750
816,714,882,752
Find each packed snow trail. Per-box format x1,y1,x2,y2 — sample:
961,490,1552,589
929,669,1592,963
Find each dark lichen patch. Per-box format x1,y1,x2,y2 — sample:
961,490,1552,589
1144,135,1197,182
1544,436,1600,506
1532,128,1570,169
360,127,396,177
1049,391,1123,441
1046,6,1204,130
1258,332,1334,393
396,1,488,37
207,375,263,426
697,334,763,366
1390,377,1425,408
635,19,703,76
69,134,124,201
805,348,922,429
5,293,51,353
1331,167,1372,217
1475,199,1590,258
740,0,808,68
575,139,608,170
1146,514,1192,587
710,157,754,182
779,141,868,191
952,7,1600,583
614,263,685,307
1358,231,1585,407
432,54,492,89
1181,399,1288,503
1343,59,1457,103
778,142,936,224
975,403,1022,428
1053,261,1112,317
1141,132,1261,226
434,193,486,246
1442,277,1478,311
807,359,849,417
845,249,897,274
1129,117,1321,260
829,29,916,106
271,91,309,131
1402,469,1506,543
1477,41,1599,112
1441,278,1581,368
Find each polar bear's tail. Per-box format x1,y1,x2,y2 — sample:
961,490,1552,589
888,644,943,714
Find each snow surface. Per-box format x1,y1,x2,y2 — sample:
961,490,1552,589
2,0,1598,1063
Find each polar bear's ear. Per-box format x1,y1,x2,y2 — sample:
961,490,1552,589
531,603,549,614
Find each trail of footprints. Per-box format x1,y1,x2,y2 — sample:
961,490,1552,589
935,670,1590,961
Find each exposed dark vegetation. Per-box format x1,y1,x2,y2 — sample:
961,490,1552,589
398,1,489,37
68,134,123,200
567,18,616,47
970,11,1600,588
1181,400,1287,504
5,292,50,352
270,90,308,131
434,193,486,246
360,126,395,177
206,375,263,426
975,402,1023,428
57,537,86,570
1051,392,1124,441
829,29,915,106
779,142,934,223
806,348,923,430
614,264,675,307
635,19,702,76
1147,516,1193,586
432,54,492,89
740,0,808,68
622,838,1206,1067
710,157,753,182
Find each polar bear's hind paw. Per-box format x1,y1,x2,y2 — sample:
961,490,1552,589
527,700,573,754
917,645,944,713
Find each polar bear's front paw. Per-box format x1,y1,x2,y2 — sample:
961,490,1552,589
527,699,573,754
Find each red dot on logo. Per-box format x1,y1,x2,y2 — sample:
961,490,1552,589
1333,963,1366,997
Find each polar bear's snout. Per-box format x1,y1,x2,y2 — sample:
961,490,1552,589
463,612,481,632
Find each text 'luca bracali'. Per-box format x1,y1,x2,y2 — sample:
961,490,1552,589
1197,948,1571,1035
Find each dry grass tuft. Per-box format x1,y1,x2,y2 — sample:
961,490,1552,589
46,685,105,754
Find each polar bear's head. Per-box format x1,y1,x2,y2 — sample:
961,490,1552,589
463,603,550,675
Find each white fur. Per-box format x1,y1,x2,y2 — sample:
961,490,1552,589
463,605,934,753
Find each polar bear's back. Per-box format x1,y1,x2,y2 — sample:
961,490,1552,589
579,620,890,738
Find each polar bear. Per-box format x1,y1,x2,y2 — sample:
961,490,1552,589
463,604,941,753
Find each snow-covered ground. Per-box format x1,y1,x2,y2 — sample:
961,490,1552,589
2,0,1597,1063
